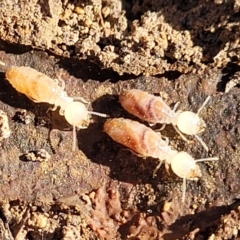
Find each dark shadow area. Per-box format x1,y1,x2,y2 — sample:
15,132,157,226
0,40,137,83
57,57,137,82
155,70,182,81
0,40,32,54
218,62,240,91
163,200,240,239
37,0,54,18
26,229,61,240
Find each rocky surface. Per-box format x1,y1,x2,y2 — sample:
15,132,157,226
0,1,240,239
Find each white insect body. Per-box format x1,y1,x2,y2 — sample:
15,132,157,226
119,89,211,151
104,118,218,201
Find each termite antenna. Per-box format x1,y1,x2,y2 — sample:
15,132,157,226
172,124,190,142
182,156,218,202
72,125,76,151
153,160,163,178
182,177,186,203
197,96,211,115
193,96,211,151
153,124,166,131
195,157,219,163
87,111,109,118
194,134,209,151
171,152,218,203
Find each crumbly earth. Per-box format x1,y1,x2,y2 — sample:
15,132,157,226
1,0,240,76
0,1,240,239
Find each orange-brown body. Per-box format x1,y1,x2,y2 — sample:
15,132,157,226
104,118,176,162
5,66,73,109
119,89,174,124
5,66,92,129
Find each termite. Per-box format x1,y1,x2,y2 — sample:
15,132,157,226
119,89,211,151
104,118,178,163
5,66,108,150
104,118,218,202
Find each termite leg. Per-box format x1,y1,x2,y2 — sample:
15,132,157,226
58,77,65,91
47,104,58,112
153,160,163,178
172,125,190,142
59,108,64,116
55,72,66,91
181,177,186,203
72,125,76,151
127,149,146,159
164,162,171,175
154,124,166,131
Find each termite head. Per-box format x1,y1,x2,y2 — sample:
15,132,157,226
64,102,108,151
171,105,209,151
170,151,218,203
171,151,219,179
171,152,202,179
173,111,206,135
64,102,89,128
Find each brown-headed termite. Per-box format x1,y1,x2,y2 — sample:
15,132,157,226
119,89,211,151
104,118,218,202
5,66,108,150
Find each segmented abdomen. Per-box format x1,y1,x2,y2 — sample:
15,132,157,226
119,89,173,124
104,118,169,160
5,66,60,105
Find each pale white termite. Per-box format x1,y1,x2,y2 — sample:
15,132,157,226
119,89,211,151
5,66,107,149
104,118,218,202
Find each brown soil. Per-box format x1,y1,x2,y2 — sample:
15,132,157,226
0,1,240,239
